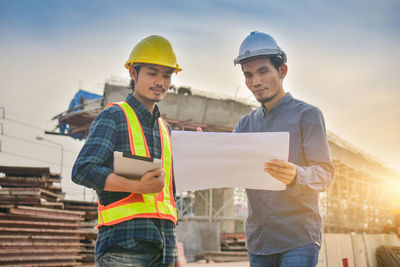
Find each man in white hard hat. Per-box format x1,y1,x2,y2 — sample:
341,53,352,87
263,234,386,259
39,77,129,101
233,31,334,267
73,35,182,266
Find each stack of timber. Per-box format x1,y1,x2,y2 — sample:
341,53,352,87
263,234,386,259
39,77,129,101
220,232,246,252
196,251,249,263
0,166,98,266
62,199,98,263
196,233,248,263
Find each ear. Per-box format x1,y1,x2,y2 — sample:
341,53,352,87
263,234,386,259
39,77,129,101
278,64,288,79
129,66,137,82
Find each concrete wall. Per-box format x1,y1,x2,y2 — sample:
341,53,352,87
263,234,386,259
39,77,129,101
327,135,396,180
177,221,220,262
158,94,253,129
102,83,131,106
102,84,254,130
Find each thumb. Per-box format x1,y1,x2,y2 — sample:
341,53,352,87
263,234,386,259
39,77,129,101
197,127,203,132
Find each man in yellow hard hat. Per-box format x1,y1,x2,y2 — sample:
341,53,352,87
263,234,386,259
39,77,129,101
72,35,182,266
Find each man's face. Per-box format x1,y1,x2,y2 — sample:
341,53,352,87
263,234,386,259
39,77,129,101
131,64,173,104
242,57,286,105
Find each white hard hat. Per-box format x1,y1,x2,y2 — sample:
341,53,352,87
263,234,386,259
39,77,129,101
234,31,287,65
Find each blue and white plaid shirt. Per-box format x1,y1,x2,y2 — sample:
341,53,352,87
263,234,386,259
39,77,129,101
72,93,177,263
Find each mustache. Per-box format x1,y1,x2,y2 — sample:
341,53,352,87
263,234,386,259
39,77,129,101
150,86,166,92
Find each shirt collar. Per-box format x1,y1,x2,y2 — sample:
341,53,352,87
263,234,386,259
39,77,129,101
261,92,293,116
125,93,161,119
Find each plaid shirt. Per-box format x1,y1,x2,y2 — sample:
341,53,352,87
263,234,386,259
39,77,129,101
72,94,177,263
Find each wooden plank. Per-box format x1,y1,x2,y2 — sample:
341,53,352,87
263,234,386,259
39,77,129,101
79,231,98,240
39,188,63,201
0,234,82,241
8,209,82,221
47,184,62,191
0,254,83,262
0,177,47,187
84,211,98,220
0,219,81,229
0,260,78,266
316,237,327,267
47,178,61,183
38,201,64,209
0,204,14,208
0,196,40,204
351,234,368,267
0,212,80,223
0,247,81,254
0,227,88,235
0,166,50,177
63,199,97,205
199,251,249,263
324,233,355,267
0,188,62,201
63,204,98,211
14,205,85,216
9,206,84,221
0,242,82,250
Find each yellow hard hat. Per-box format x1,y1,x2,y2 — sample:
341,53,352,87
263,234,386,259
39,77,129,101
125,35,182,73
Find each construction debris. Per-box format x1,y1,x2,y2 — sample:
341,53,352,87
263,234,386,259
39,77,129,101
220,233,246,252
0,166,97,266
376,245,400,267
196,251,249,263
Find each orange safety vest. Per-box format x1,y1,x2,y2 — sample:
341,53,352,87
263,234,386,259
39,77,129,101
97,101,177,227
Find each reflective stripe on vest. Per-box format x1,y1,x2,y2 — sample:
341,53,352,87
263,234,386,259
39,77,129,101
97,101,177,227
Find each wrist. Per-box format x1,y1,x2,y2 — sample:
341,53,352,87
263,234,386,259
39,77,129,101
288,176,296,186
129,179,143,194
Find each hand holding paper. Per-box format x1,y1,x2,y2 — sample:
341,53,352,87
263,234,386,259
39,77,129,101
264,159,297,185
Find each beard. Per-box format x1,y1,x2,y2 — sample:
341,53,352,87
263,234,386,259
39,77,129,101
257,92,279,105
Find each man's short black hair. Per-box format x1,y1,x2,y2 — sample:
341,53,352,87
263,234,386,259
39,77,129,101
269,56,285,70
128,66,141,92
241,55,285,71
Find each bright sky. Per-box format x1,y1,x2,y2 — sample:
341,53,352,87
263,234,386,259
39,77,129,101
1,0,399,200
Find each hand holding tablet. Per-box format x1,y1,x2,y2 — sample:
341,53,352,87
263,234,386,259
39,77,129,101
113,151,163,179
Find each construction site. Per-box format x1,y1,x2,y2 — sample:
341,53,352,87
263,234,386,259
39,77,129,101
1,80,400,266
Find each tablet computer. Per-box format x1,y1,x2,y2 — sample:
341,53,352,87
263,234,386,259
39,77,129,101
113,151,163,179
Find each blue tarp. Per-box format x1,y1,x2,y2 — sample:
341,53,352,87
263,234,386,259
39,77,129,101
59,90,102,140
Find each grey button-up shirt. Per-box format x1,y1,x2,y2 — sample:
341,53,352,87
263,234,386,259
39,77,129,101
234,93,334,255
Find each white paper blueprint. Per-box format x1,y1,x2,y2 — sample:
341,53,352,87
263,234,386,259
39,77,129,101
171,131,289,192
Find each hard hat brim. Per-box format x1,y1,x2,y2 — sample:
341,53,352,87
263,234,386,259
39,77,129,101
125,61,182,73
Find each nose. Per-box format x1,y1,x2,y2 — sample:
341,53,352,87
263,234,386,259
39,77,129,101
252,75,262,88
154,75,163,87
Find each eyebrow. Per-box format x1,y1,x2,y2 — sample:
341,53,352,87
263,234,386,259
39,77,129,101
149,67,160,72
149,66,173,74
257,65,269,71
244,65,269,75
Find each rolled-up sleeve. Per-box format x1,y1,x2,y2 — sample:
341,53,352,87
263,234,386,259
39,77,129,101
288,107,334,195
72,108,119,193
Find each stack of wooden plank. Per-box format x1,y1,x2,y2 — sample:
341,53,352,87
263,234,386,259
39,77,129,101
0,205,86,265
63,199,98,221
194,233,248,263
220,232,246,252
0,166,98,266
62,199,98,263
0,166,63,193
